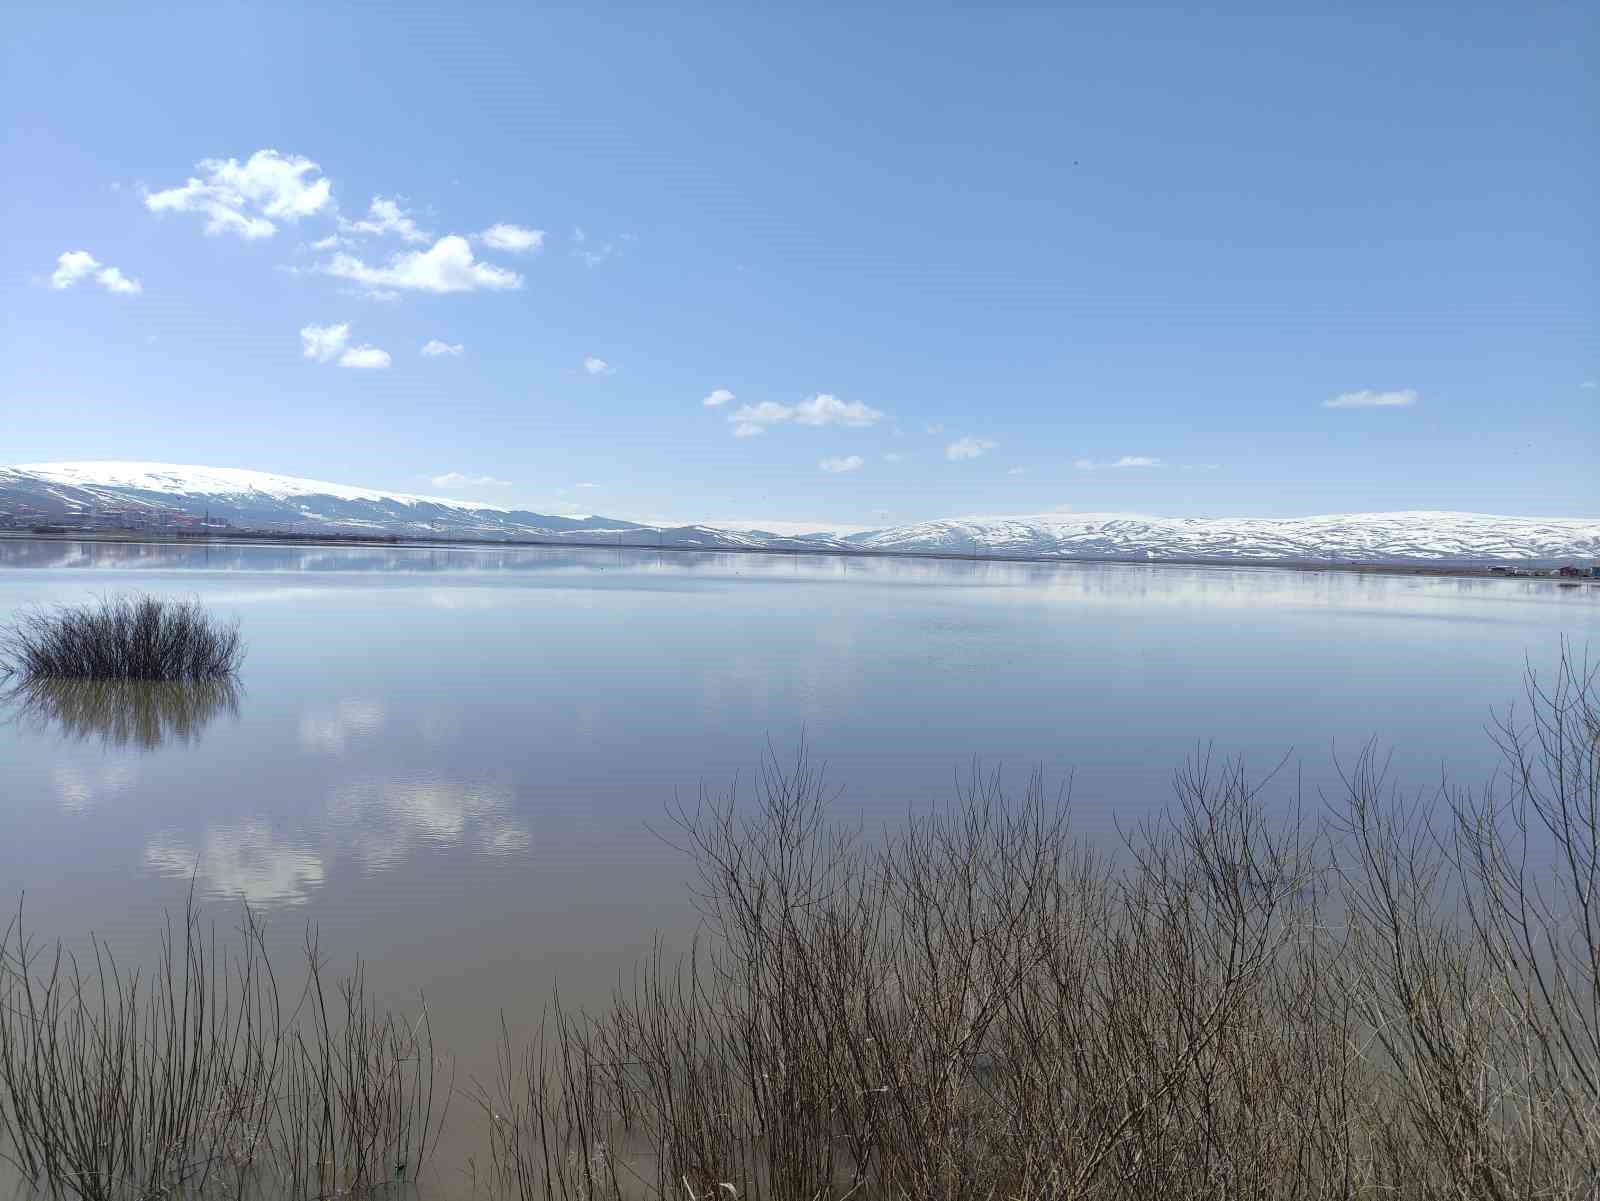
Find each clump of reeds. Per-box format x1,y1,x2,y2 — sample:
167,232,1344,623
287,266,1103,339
0,594,243,683
0,896,448,1201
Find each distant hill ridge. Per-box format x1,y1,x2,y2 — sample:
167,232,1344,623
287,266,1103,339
2,461,1597,565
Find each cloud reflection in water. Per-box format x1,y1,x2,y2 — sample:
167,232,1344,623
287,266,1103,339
298,699,386,753
52,762,139,815
144,822,326,907
329,776,531,873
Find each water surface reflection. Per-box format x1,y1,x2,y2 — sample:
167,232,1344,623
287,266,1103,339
0,535,1596,1194
143,820,326,907
3,676,241,748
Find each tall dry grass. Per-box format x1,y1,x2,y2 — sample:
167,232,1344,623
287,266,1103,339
0,898,448,1200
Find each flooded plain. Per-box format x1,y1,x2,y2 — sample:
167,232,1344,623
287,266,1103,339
1,537,1596,1193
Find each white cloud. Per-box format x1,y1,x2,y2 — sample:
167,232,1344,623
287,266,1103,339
583,356,615,376
300,322,351,363
703,388,735,407
339,345,391,369
883,451,905,463
201,206,277,239
796,394,882,426
1008,466,1027,476
728,401,788,435
300,322,387,368
421,339,464,357
49,251,101,289
480,223,545,253
575,481,600,489
1581,379,1596,390
925,422,945,435
430,472,510,489
946,437,997,461
144,149,331,239
1323,388,1418,409
320,235,523,294
309,234,344,251
95,267,141,294
820,455,865,473
727,393,884,436
49,250,142,294
1074,455,1163,470
571,225,621,266
341,196,431,244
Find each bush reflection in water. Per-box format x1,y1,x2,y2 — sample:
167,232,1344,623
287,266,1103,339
2,676,241,749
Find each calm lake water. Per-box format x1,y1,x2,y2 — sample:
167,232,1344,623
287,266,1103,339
2,536,1597,1191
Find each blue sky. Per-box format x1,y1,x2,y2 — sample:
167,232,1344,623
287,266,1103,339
3,2,1594,528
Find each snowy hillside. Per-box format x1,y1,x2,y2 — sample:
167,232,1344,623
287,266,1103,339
13,461,506,509
2,462,1596,564
847,512,1600,565
0,462,851,550
0,461,641,540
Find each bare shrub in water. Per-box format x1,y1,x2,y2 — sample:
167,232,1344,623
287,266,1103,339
0,898,282,1200
0,898,447,1200
0,595,242,683
274,932,450,1200
480,647,1600,1200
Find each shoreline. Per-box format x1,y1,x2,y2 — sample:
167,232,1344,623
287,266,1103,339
2,528,1593,584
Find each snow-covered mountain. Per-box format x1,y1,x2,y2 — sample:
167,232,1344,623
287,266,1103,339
844,512,1600,565
2,462,1596,565
0,461,852,550
0,460,648,540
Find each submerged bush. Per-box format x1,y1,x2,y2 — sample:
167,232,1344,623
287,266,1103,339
0,594,242,682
